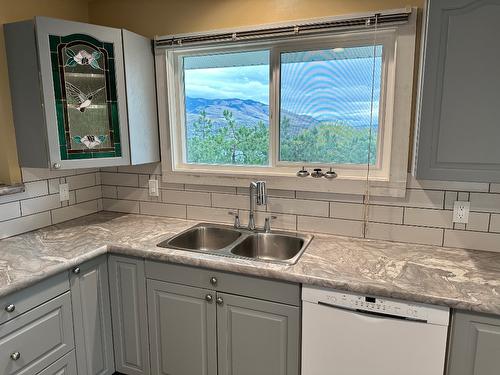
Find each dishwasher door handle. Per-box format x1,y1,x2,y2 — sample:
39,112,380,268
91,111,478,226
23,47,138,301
317,301,427,323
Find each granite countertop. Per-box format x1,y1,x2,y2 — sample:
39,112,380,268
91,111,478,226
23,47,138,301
1,211,499,314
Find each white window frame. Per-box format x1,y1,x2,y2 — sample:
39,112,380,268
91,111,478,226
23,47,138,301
156,11,417,197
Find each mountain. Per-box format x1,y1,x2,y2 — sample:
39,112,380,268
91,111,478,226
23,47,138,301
185,97,319,135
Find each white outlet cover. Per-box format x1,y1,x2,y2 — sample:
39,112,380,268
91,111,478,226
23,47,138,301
453,201,470,224
59,183,70,202
148,179,160,197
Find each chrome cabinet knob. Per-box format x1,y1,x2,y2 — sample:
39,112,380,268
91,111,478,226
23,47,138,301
216,297,224,305
53,163,61,169
5,304,15,313
72,266,81,274
205,294,213,303
210,277,218,286
10,352,20,360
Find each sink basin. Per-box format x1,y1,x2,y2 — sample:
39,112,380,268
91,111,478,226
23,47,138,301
158,224,242,252
230,233,307,264
157,223,313,264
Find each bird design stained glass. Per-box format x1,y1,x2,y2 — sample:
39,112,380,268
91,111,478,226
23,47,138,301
49,33,121,160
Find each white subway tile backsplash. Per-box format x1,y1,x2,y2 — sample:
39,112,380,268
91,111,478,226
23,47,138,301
0,212,51,240
444,191,458,210
490,214,500,233
298,216,364,237
296,191,363,203
21,194,61,216
66,173,96,190
212,193,250,210
187,206,233,224
466,212,490,232
238,211,297,231
140,202,186,219
51,200,99,224
268,197,328,217
470,193,500,213
102,186,117,199
21,167,74,182
117,163,162,175
491,184,500,193
366,222,443,246
101,172,139,187
330,202,364,220
369,189,444,209
117,187,152,202
444,230,500,253
187,184,235,194
236,187,295,198
369,205,404,224
0,202,21,222
162,190,211,206
102,198,140,214
404,208,453,229
76,186,103,203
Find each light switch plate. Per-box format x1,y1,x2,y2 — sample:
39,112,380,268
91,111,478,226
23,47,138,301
453,201,470,223
148,179,159,197
59,183,70,202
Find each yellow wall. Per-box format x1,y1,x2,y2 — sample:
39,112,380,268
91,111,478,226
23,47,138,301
89,0,424,37
0,0,423,184
0,0,88,184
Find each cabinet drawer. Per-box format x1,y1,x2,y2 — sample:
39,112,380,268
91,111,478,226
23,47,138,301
145,261,300,306
36,350,77,375
0,292,75,375
0,272,69,325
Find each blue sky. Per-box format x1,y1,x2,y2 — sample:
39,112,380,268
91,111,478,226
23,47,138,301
184,48,381,128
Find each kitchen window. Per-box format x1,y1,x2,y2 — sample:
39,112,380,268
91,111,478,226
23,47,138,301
157,10,416,196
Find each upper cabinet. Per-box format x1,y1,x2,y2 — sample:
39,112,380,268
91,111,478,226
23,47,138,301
4,17,159,170
414,0,500,182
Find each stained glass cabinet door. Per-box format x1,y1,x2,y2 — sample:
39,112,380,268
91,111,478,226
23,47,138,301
36,17,130,169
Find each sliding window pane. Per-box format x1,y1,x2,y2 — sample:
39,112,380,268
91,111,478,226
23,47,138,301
183,50,270,166
279,46,382,165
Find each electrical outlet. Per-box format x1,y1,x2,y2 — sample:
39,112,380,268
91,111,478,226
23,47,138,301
59,183,70,202
453,201,470,223
148,179,159,197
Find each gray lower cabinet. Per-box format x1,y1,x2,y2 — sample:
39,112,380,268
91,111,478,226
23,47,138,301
415,0,500,182
70,255,115,375
447,310,500,374
0,292,74,375
217,292,300,375
147,279,217,375
37,351,77,375
108,255,150,375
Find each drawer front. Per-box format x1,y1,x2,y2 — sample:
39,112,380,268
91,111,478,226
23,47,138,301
0,292,75,375
0,272,69,325
37,350,77,375
145,261,300,306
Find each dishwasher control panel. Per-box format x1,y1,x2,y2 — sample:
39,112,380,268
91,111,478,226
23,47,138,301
302,286,449,326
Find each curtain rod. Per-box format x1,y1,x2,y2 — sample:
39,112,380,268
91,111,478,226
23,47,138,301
155,9,412,48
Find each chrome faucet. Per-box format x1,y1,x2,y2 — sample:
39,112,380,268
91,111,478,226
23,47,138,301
248,181,267,231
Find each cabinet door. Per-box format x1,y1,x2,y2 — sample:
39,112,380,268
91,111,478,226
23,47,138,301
447,310,500,375
108,255,150,375
37,350,77,375
216,293,300,375
147,279,217,375
70,255,115,375
416,0,500,182
36,16,130,169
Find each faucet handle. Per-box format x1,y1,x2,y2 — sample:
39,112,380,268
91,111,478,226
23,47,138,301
228,211,240,228
264,215,277,233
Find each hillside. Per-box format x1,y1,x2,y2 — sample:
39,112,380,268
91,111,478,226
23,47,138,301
185,97,319,134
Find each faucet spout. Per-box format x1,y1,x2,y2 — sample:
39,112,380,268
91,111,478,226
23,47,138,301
248,181,267,231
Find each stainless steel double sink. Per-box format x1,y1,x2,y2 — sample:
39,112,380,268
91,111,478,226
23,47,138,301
157,223,313,265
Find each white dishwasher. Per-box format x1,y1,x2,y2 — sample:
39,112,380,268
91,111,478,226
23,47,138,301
302,286,450,375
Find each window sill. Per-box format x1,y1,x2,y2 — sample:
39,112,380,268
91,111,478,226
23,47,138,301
162,169,407,198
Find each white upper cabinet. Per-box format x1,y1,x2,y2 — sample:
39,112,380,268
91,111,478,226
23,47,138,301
415,0,500,182
4,17,159,170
